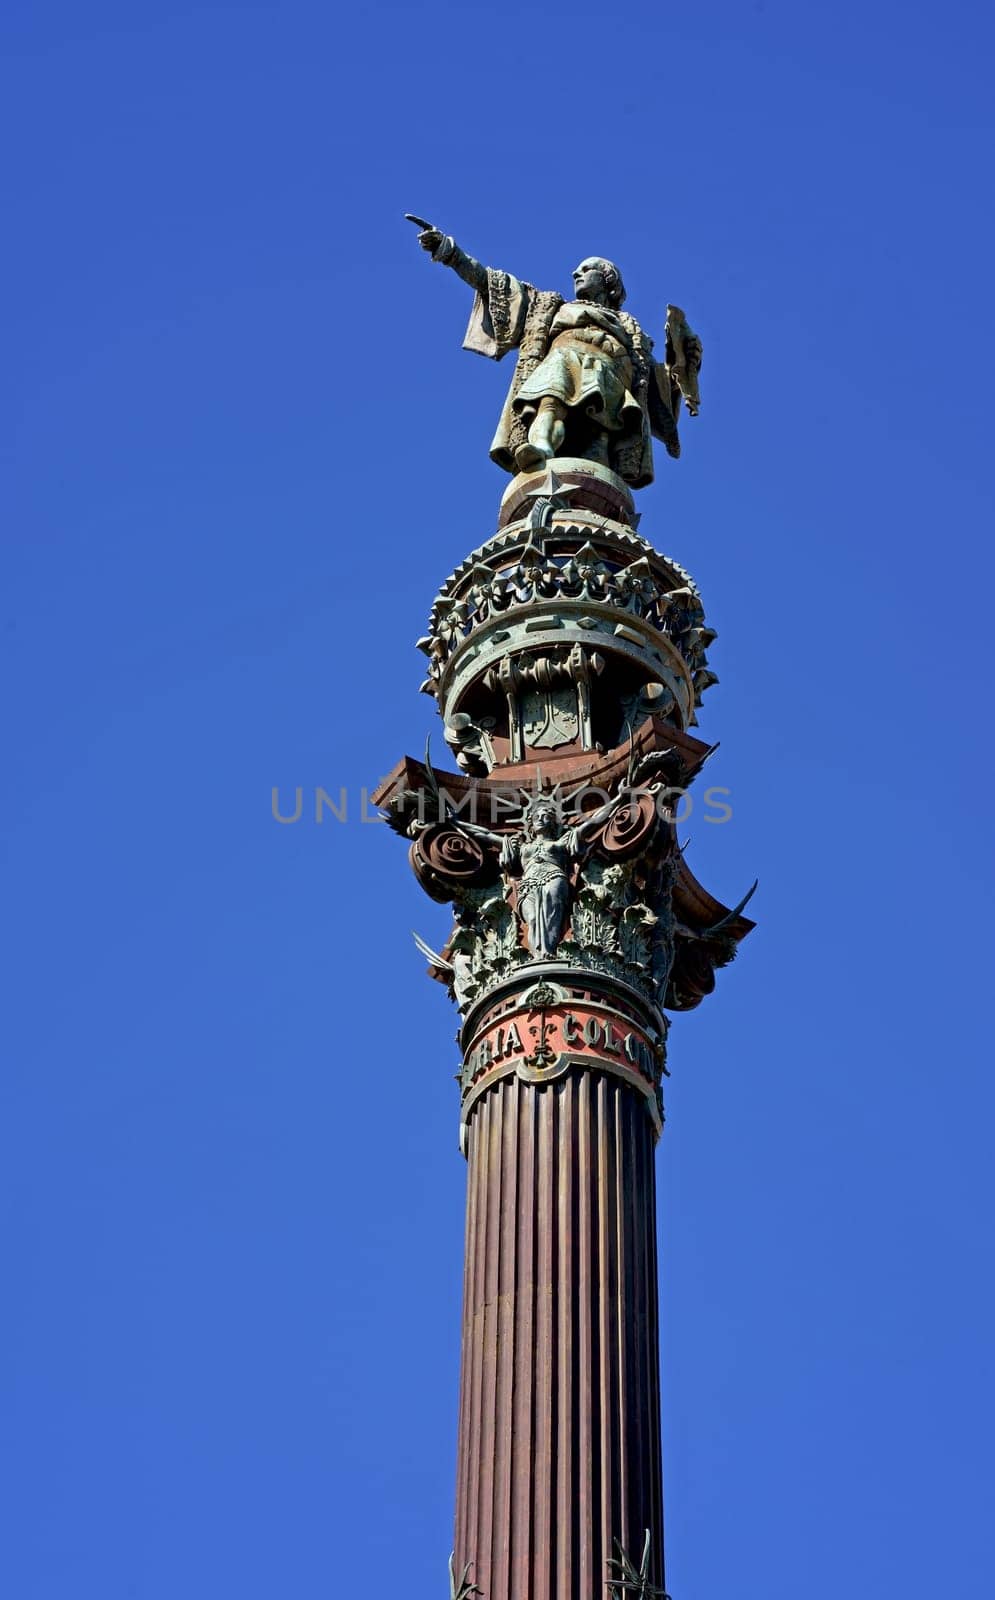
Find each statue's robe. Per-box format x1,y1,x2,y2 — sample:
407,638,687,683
462,267,682,486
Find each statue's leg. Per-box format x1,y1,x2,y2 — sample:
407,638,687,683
515,398,567,471
520,887,541,958
540,878,567,958
531,397,567,456
550,883,566,953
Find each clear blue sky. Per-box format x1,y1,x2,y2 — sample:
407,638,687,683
3,2,994,1596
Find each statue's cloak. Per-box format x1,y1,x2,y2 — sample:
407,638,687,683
463,268,682,485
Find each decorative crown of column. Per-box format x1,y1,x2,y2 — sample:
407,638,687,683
375,457,754,1150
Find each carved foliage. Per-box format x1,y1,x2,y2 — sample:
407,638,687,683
559,838,678,1010
448,1554,482,1600
414,793,677,1014
606,1529,669,1600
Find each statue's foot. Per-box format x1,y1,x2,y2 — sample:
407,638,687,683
515,441,551,473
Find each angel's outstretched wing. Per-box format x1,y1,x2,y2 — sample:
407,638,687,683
412,930,453,973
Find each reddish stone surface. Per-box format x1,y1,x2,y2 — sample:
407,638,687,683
454,1068,665,1599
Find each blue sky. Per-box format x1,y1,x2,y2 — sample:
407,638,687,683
3,2,994,1596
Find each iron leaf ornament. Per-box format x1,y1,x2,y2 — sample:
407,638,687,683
448,1551,483,1600
606,1529,671,1600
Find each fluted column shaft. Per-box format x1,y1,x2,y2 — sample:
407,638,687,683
454,1068,664,1600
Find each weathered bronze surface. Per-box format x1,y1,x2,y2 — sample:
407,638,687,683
408,217,701,486
377,218,752,1598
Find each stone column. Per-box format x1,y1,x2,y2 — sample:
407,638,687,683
454,1063,664,1599
452,967,668,1598
374,460,754,1600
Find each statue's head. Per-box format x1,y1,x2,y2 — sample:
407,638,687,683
572,257,626,310
524,797,561,838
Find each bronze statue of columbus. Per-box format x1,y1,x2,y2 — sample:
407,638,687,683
408,216,702,488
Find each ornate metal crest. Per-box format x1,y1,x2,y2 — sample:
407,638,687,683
522,980,559,1069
